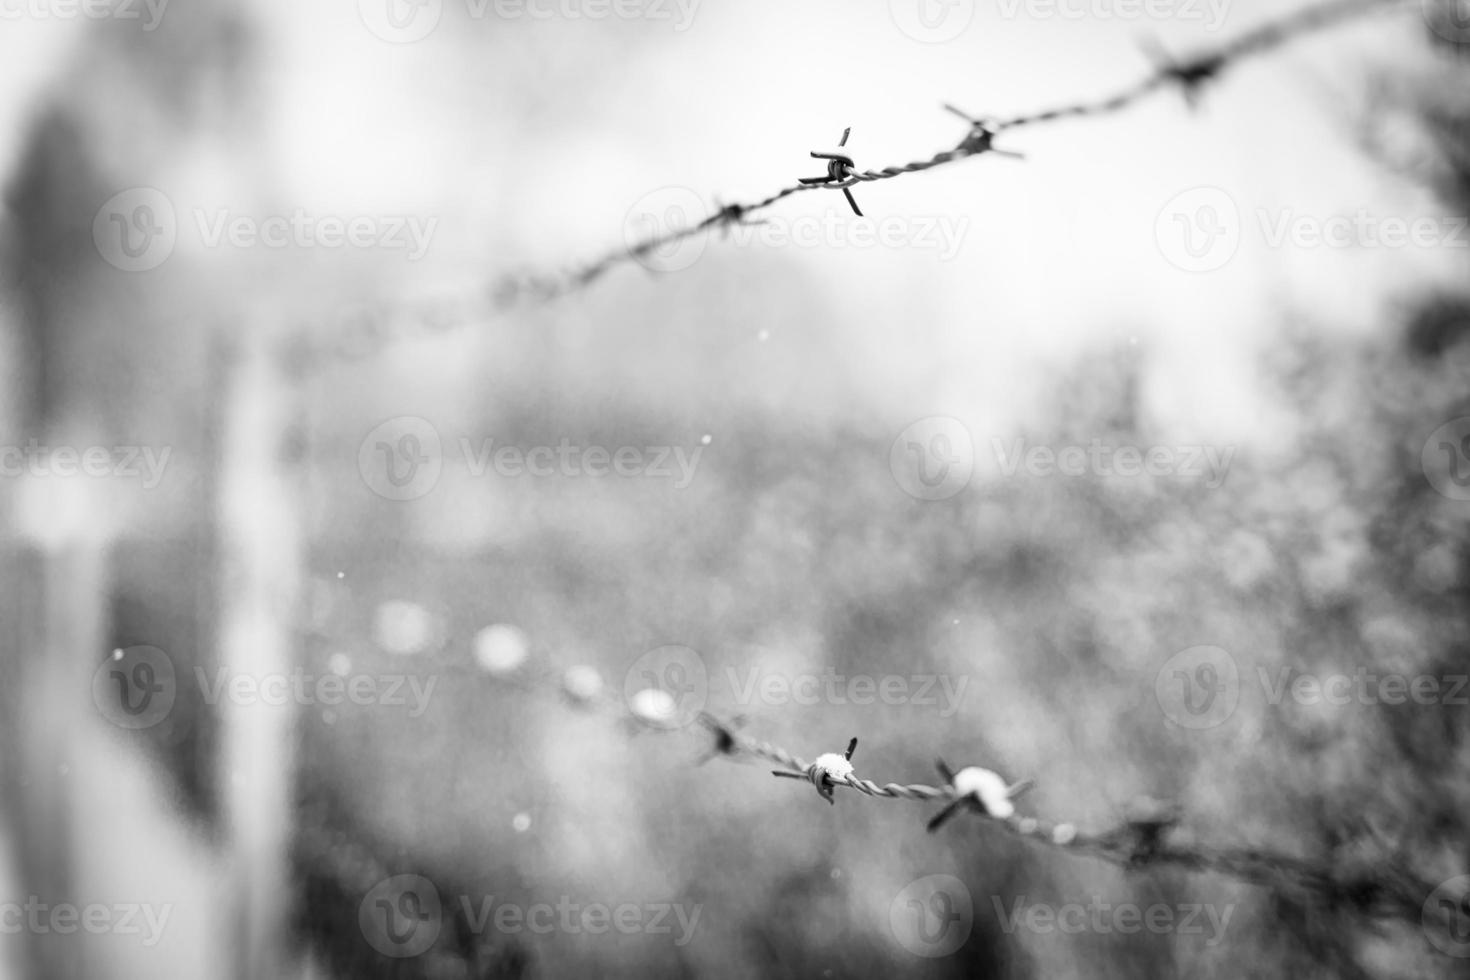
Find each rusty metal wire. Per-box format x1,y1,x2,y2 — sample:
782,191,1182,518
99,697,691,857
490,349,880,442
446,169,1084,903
285,0,1414,376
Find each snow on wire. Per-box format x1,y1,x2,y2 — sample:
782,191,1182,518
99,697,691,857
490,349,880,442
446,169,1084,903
445,645,1465,946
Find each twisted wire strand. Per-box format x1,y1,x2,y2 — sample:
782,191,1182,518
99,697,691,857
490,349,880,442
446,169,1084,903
683,707,1457,936
550,0,1407,274
290,0,1413,374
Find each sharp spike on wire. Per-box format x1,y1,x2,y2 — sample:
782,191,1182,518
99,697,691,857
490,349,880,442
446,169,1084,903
292,0,1413,386
927,799,964,833
801,127,864,216
943,104,1024,159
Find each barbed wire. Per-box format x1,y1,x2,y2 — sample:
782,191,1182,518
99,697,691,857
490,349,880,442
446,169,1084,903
333,643,1462,948
285,0,1416,377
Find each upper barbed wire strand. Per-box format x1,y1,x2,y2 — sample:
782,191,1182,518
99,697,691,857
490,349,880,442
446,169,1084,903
289,0,1414,375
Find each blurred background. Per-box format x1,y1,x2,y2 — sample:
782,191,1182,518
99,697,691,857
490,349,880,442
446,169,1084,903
3,0,1470,976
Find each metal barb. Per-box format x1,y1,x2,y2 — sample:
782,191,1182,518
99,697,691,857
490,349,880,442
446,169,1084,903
694,711,745,764
1140,35,1226,110
942,104,1024,159
446,624,1459,939
287,0,1408,379
801,127,864,216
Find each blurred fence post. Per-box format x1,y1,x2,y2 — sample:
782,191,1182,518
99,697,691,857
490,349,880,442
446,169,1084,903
0,485,110,980
215,321,303,979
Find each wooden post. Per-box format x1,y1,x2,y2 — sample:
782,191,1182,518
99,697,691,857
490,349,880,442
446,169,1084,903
215,322,302,980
